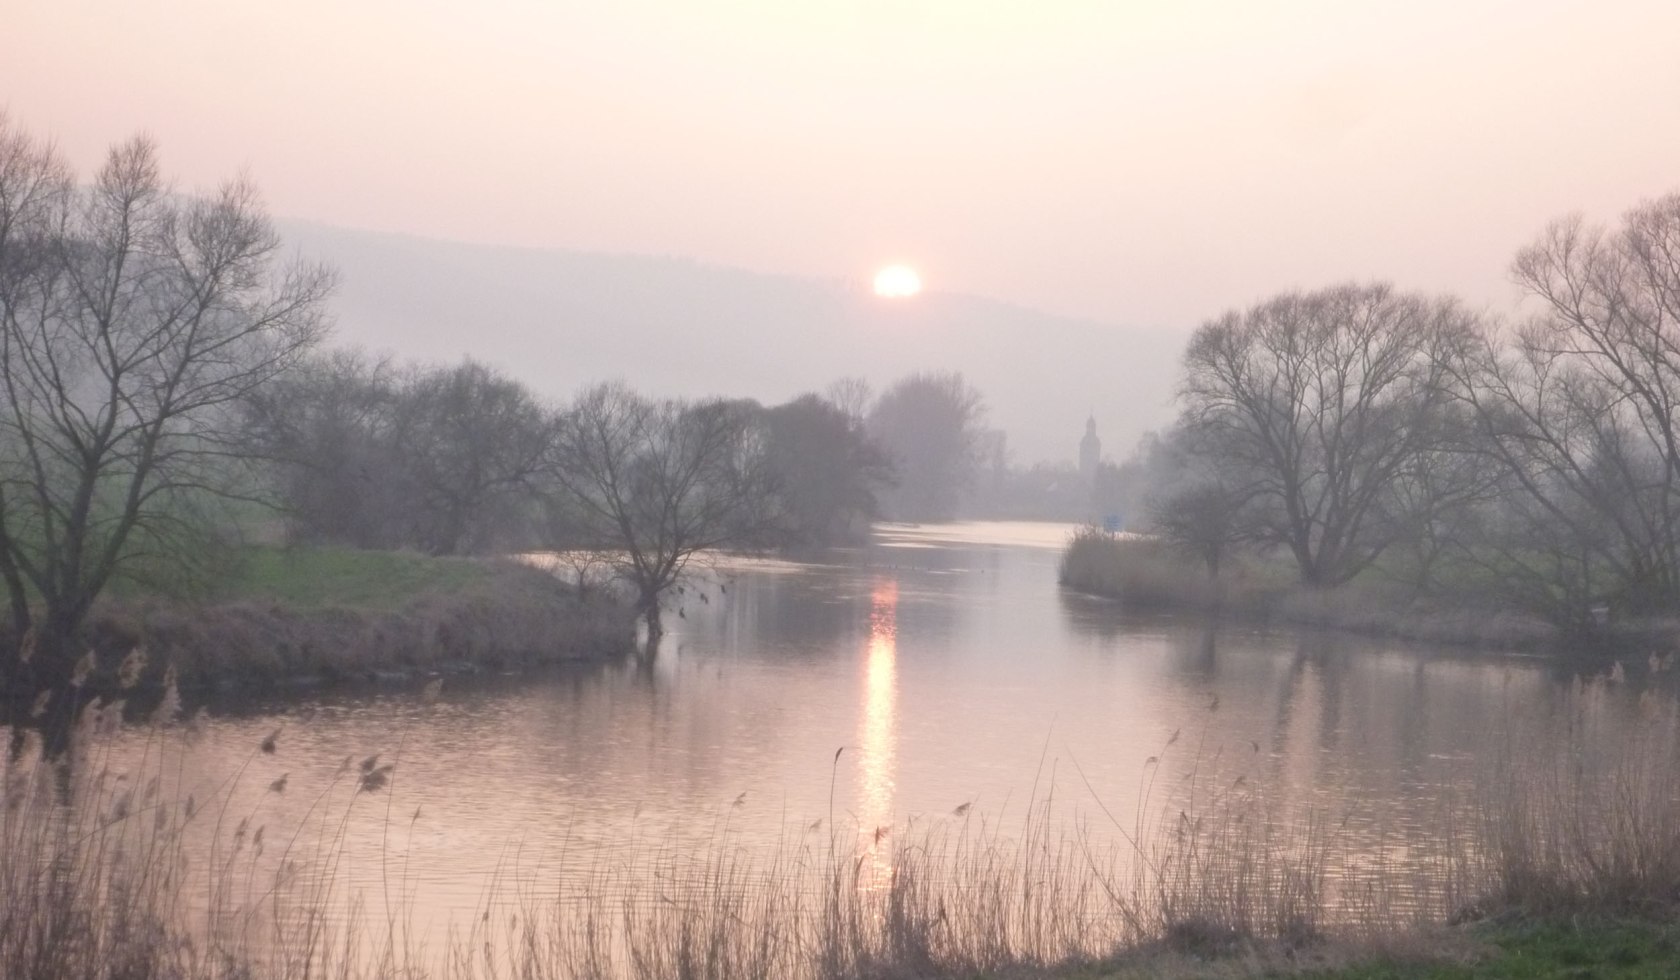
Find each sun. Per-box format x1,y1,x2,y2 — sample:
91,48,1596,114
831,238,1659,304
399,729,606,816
873,264,922,299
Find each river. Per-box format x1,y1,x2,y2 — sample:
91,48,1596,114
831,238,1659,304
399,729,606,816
12,520,1666,950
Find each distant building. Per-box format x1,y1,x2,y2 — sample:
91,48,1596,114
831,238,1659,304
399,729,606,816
1079,415,1101,481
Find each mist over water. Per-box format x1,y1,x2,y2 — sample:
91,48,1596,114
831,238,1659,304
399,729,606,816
50,521,1651,938
7,4,1680,972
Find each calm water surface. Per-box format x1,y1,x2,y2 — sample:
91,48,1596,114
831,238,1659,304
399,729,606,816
36,521,1658,930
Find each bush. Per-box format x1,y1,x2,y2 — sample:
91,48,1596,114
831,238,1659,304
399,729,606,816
1058,527,1242,609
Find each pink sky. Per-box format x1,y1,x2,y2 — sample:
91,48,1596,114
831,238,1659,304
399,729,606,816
6,0,1679,328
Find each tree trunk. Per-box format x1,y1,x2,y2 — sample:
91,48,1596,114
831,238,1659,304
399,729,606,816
18,605,82,690
23,620,87,759
642,598,664,641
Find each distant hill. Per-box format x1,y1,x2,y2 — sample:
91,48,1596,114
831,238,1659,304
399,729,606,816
278,220,1188,464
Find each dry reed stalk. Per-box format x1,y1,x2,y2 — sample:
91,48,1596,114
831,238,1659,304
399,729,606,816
4,682,1678,978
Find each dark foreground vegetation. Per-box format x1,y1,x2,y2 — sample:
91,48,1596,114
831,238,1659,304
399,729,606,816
5,684,1679,979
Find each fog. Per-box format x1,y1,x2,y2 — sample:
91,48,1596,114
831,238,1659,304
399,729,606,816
8,4,1680,970
279,220,1180,463
7,1,1678,331
4,0,1678,504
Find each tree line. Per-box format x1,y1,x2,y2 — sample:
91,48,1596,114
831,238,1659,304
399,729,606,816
1131,189,1680,632
0,113,1000,690
243,362,994,635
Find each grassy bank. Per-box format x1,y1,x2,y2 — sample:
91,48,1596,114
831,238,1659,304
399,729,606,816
1324,917,1680,979
1064,916,1680,978
1057,529,1555,650
80,545,636,694
5,684,1679,979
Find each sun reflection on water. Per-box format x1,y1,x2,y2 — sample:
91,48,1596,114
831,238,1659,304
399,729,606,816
858,578,898,860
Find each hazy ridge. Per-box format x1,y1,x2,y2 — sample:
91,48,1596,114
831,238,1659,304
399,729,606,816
280,220,1186,464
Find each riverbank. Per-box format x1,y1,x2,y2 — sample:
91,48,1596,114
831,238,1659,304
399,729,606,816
1047,914,1680,978
1057,529,1566,652
78,545,637,695
8,524,1677,979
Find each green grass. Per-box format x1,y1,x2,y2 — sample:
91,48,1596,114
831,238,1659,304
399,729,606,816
83,544,637,692
1305,917,1680,979
213,545,492,610
1037,916,1680,978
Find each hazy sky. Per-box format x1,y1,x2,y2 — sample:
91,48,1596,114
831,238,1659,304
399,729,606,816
6,0,1679,329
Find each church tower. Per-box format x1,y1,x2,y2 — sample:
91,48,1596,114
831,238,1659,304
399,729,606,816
1079,415,1101,480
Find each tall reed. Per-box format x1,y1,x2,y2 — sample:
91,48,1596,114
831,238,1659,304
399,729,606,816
4,680,1678,979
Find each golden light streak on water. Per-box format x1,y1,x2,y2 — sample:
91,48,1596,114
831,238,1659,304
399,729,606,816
857,578,898,877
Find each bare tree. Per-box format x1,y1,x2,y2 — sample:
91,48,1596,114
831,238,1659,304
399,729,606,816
867,371,986,522
1150,482,1256,579
246,355,552,555
824,376,872,429
545,383,776,641
541,544,619,596
1180,283,1475,587
1376,405,1502,596
760,393,891,547
0,119,332,689
1448,193,1680,621
242,350,405,548
396,360,552,555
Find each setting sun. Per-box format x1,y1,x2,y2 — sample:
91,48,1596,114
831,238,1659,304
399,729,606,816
873,264,922,298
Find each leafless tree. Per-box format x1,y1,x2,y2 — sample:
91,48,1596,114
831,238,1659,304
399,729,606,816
242,350,404,547
0,119,332,687
1376,408,1503,596
545,383,776,641
760,393,891,547
1180,283,1476,587
1448,193,1680,621
824,376,872,429
246,355,552,555
540,545,619,596
395,360,552,555
1150,482,1257,579
867,371,986,522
